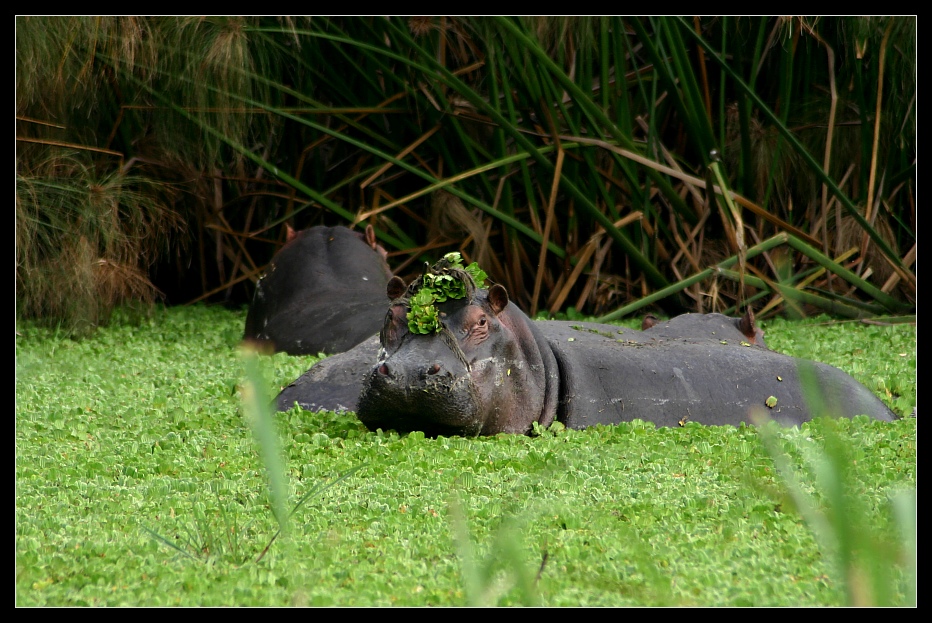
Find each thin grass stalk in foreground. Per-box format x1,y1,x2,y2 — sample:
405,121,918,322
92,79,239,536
750,362,916,606
255,464,366,564
241,352,289,537
449,494,541,607
891,488,917,607
142,527,202,562
241,349,366,564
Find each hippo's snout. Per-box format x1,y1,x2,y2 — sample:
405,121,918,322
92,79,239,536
359,349,482,436
375,359,455,385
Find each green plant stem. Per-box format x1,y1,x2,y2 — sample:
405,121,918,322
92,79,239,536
597,233,788,322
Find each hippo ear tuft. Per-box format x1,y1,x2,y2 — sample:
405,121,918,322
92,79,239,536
739,308,758,342
364,224,377,250
488,284,509,314
387,276,407,300
641,313,660,330
285,223,297,243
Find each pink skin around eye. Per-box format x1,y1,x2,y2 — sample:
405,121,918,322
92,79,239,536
457,308,492,347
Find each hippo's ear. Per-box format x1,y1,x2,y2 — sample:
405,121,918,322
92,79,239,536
739,308,759,342
285,223,297,243
488,284,509,315
387,276,407,300
641,313,660,330
364,224,377,250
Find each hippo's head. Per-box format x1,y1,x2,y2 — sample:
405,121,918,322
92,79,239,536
356,255,558,437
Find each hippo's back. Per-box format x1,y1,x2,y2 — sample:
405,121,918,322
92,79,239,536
244,226,392,355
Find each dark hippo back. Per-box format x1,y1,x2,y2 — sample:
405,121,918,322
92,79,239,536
244,225,392,356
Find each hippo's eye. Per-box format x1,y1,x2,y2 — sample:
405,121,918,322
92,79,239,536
477,317,487,327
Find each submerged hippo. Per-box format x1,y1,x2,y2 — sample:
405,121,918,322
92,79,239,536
276,255,896,435
641,310,767,348
244,224,393,355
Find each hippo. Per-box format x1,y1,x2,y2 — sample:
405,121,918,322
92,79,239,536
275,254,896,435
641,309,767,348
244,224,393,355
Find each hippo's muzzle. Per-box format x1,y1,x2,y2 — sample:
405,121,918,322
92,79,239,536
357,337,484,436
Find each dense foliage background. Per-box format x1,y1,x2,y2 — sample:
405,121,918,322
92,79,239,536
16,16,916,334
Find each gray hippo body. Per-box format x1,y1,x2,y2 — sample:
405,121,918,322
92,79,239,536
276,268,895,435
244,224,392,355
641,310,767,348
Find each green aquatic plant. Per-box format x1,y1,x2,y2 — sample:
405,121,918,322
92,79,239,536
408,288,443,334
406,252,489,335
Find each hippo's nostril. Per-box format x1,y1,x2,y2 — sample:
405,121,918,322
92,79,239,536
427,363,442,375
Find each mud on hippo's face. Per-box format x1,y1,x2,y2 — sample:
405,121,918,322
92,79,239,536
357,283,552,437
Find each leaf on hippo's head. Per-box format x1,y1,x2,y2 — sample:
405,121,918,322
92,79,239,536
424,272,466,302
464,262,488,289
405,253,490,335
407,288,442,334
441,252,487,289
